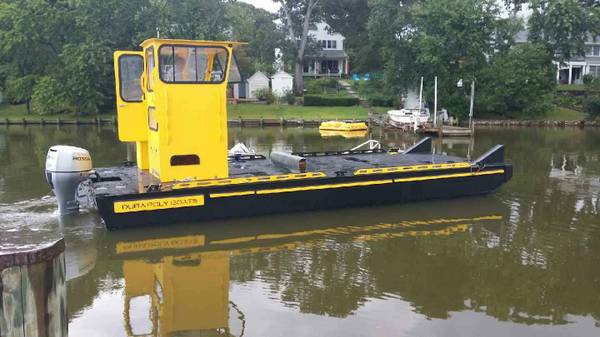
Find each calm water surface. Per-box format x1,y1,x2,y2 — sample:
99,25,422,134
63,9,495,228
1,125,599,337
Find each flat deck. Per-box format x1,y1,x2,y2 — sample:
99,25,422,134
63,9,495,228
91,151,466,197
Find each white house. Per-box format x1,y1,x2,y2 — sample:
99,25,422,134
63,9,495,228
516,30,600,84
303,22,349,77
246,71,270,99
271,71,293,96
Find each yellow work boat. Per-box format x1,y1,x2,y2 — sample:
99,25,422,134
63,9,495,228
43,37,512,230
319,121,368,132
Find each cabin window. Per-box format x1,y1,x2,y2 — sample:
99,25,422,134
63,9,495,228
146,47,155,91
118,55,143,102
159,45,229,84
170,155,200,166
228,53,242,83
148,107,158,131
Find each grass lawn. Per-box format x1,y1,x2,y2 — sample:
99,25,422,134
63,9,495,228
0,103,110,120
2,102,586,122
538,106,586,121
227,103,368,120
557,84,586,92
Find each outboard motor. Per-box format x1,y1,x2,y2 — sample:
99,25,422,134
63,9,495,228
45,145,92,215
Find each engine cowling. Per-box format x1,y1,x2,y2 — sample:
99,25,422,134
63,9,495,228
45,145,92,215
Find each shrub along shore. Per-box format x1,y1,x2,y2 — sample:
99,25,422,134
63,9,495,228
0,102,595,127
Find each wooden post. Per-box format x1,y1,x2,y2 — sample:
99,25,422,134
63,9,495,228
469,80,475,131
434,76,438,128
1,237,67,337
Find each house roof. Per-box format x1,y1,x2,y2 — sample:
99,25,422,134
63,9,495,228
515,29,600,44
272,70,293,79
247,71,269,82
305,49,348,59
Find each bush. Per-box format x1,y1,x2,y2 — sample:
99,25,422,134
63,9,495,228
303,95,359,106
584,96,600,117
254,88,275,104
553,94,584,110
281,89,296,105
368,94,397,107
31,76,72,115
306,78,339,94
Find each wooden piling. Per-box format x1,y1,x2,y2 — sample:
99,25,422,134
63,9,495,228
0,236,67,337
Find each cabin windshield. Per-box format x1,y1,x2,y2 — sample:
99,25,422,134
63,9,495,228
158,45,231,84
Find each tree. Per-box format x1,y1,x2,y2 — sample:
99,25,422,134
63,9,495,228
477,43,556,117
369,0,513,115
320,0,382,73
226,1,282,76
504,0,600,63
275,0,322,95
0,0,70,113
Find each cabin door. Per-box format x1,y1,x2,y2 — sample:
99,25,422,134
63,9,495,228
113,51,147,142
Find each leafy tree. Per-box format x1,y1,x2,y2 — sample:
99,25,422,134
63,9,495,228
275,0,323,95
0,0,70,112
30,76,71,114
226,1,282,76
370,0,515,115
528,0,593,63
477,43,556,117
321,0,382,73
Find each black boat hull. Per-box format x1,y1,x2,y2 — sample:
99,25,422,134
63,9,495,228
96,164,512,230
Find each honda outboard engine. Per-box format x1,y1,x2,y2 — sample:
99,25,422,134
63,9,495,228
45,145,92,215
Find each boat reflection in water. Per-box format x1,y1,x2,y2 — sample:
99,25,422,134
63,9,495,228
106,198,506,337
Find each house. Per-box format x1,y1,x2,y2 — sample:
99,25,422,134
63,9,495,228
246,71,270,99
271,71,293,96
303,22,349,77
515,30,600,84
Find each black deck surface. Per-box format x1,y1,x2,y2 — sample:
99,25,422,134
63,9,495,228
91,152,466,197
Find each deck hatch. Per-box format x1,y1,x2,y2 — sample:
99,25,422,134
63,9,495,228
354,162,472,176
172,172,326,189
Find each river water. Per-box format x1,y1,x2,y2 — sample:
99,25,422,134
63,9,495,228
1,125,599,337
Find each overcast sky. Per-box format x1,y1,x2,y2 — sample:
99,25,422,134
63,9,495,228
239,0,280,13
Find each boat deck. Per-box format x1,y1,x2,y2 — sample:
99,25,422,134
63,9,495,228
90,150,466,197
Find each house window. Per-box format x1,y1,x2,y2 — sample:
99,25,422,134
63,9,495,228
590,65,600,77
589,45,600,56
332,40,337,49
321,40,327,48
327,40,332,48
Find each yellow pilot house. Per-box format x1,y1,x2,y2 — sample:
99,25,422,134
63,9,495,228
114,39,242,182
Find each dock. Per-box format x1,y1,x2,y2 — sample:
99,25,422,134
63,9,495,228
419,125,473,137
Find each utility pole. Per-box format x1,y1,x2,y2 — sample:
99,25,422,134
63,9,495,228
469,80,475,131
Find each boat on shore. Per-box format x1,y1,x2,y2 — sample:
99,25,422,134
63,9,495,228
387,108,430,129
44,38,512,230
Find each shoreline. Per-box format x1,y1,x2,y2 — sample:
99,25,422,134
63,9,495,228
2,117,599,128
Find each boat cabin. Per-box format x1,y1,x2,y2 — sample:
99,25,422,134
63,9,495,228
114,39,243,183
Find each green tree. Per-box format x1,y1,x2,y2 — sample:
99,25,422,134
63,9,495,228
370,0,515,115
275,0,323,95
321,0,382,73
226,1,282,76
0,0,70,113
527,0,595,63
477,43,556,117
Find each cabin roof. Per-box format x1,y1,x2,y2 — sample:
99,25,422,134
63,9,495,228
140,38,246,48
